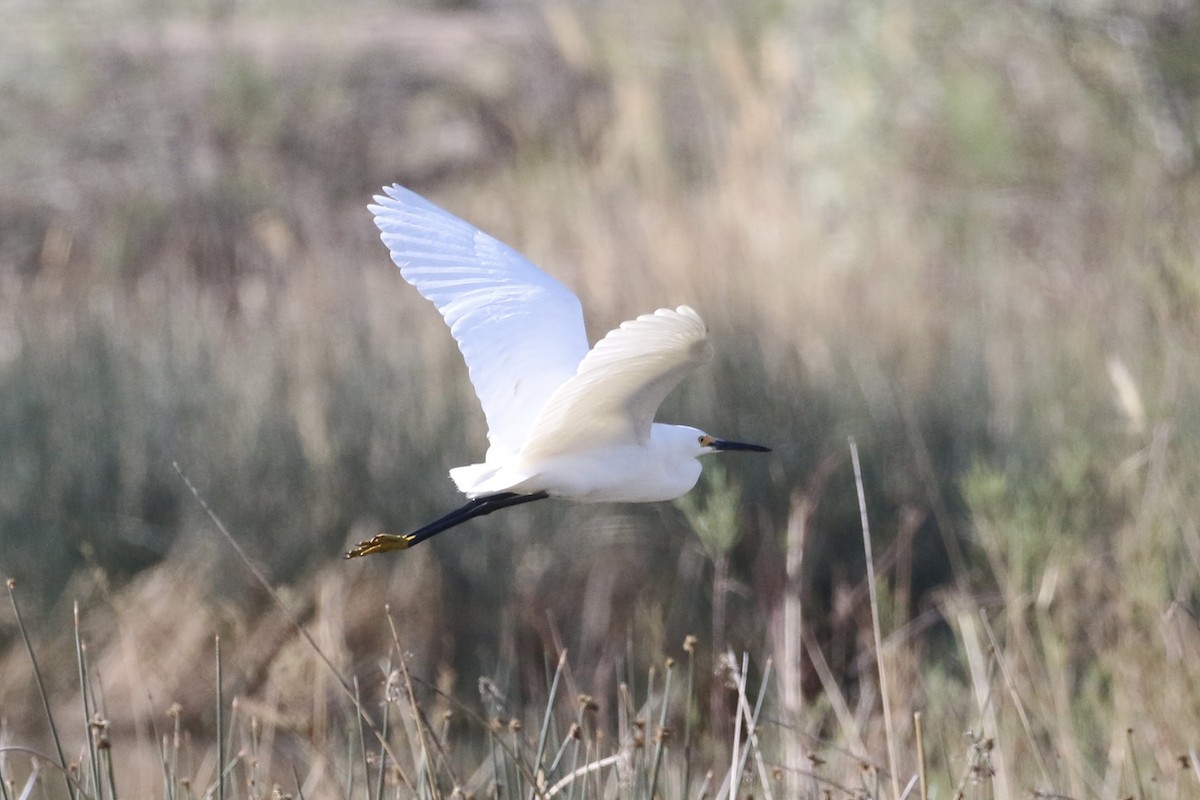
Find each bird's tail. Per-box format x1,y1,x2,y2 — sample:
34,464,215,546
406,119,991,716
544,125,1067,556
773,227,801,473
449,462,534,498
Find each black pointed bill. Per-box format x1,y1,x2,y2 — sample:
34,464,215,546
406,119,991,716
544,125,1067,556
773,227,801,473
711,438,771,453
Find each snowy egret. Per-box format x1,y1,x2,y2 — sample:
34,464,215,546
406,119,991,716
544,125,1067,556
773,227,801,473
345,185,769,558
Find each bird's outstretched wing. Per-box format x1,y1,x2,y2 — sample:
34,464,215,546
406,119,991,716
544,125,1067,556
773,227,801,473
520,306,712,461
370,185,590,459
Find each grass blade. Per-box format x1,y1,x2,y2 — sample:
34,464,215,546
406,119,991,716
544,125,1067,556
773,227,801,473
849,437,901,800
529,649,568,800
215,635,224,800
6,580,76,800
74,604,104,799
647,658,673,800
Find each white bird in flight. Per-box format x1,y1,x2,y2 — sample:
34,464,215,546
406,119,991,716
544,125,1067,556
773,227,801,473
346,185,769,558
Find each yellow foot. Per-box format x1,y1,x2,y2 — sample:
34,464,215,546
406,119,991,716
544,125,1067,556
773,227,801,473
344,533,415,559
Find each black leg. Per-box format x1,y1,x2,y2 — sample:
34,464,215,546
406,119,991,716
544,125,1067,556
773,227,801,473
345,491,550,558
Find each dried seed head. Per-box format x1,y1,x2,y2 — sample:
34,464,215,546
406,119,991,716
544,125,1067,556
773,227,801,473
167,703,183,719
508,719,522,733
479,677,506,707
489,717,505,734
654,727,673,744
683,635,698,653
568,722,582,740
385,670,403,704
665,657,675,669
715,651,740,688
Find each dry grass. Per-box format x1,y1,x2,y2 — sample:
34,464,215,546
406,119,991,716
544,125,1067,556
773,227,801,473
1,0,1199,797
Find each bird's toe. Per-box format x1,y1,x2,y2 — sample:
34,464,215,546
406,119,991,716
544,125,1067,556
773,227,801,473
344,533,413,559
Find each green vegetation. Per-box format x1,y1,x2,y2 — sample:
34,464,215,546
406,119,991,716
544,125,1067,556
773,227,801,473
1,0,1199,797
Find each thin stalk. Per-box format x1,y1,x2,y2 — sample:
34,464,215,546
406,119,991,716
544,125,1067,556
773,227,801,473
566,701,588,800
746,659,775,800
726,654,746,800
375,684,389,800
647,660,674,800
250,717,264,800
529,650,568,800
640,664,656,796
89,658,119,800
544,755,623,798
216,636,224,800
682,636,697,800
103,736,119,800
914,712,928,800
545,729,577,779
590,735,603,800
353,677,370,800
148,698,169,799
201,753,243,799
0,746,10,800
406,689,462,797
490,722,504,800
578,738,592,800
384,612,439,798
849,437,901,800
512,724,526,800
1127,728,1146,800
291,763,305,800
6,580,76,800
223,699,240,800
710,555,729,732
74,605,104,799
169,705,182,800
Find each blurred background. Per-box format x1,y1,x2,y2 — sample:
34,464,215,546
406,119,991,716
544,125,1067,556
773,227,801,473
1,0,1199,795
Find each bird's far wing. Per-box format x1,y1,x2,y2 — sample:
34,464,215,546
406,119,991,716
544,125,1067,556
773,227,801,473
519,306,713,461
370,185,590,459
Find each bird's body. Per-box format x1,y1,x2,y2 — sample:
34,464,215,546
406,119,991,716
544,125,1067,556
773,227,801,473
346,185,769,558
454,424,707,503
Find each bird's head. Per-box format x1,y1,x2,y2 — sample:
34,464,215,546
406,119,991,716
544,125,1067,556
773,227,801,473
664,425,771,458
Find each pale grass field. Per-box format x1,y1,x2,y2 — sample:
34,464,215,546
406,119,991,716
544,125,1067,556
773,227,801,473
1,0,1199,797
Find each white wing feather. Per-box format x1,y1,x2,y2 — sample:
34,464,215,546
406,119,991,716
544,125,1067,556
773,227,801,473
370,185,590,459
519,306,712,461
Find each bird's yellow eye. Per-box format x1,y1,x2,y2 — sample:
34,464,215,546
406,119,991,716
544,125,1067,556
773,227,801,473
698,435,716,447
